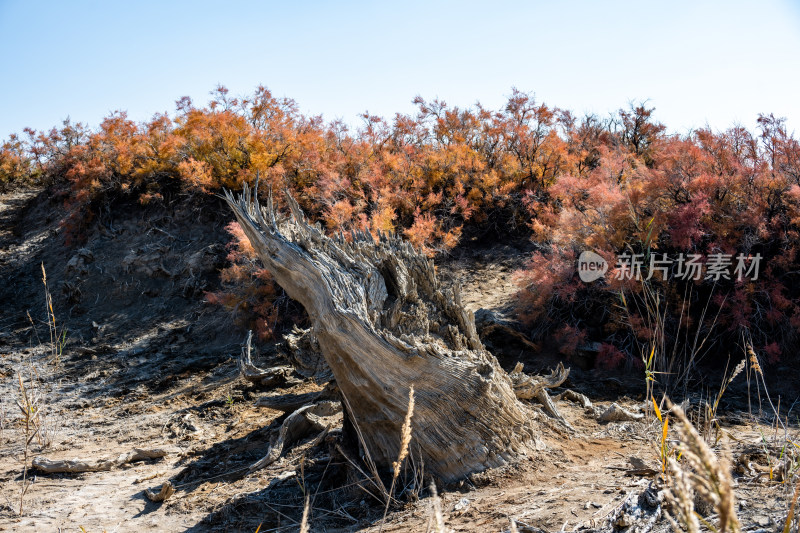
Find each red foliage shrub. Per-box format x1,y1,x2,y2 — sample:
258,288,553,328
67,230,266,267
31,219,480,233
513,107,800,382
596,343,627,370
553,324,586,357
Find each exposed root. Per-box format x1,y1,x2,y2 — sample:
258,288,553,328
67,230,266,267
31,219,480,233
510,362,570,400
534,389,575,432
248,401,342,473
554,389,593,410
598,403,644,422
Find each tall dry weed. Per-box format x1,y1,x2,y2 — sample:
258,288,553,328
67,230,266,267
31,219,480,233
380,385,415,532
665,400,740,533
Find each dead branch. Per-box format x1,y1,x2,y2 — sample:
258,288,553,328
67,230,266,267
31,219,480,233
32,448,169,474
239,330,301,387
510,362,575,431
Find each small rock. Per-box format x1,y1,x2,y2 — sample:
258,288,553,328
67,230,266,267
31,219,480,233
753,515,770,527
144,481,174,502
599,403,644,422
453,497,470,511
614,512,633,528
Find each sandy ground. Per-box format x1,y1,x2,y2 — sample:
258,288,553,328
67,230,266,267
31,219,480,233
2,347,796,532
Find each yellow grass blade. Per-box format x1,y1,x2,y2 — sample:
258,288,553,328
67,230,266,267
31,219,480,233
652,396,662,422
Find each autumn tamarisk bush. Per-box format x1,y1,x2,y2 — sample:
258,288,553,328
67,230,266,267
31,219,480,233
204,221,287,341
514,106,800,388
4,85,800,379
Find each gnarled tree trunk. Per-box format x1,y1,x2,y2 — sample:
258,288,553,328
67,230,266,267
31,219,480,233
223,185,539,482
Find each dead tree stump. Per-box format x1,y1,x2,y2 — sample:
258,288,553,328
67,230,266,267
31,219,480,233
223,185,539,482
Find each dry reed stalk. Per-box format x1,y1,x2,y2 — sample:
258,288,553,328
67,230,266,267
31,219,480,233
299,494,310,533
665,400,741,533
380,385,415,532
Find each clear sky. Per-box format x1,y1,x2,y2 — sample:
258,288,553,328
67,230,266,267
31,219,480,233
1,0,799,140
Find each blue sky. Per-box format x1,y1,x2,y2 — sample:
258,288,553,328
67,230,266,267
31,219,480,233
1,0,799,140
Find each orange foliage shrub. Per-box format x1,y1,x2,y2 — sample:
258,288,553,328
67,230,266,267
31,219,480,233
3,86,800,373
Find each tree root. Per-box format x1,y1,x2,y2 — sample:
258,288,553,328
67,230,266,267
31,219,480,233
510,362,569,399
598,402,644,422
554,389,593,410
248,400,342,473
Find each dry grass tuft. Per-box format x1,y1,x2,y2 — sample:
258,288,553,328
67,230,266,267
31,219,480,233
702,357,746,444
665,400,741,533
40,263,67,365
747,345,762,376
393,385,415,477
380,385,415,532
16,371,47,515
299,494,310,533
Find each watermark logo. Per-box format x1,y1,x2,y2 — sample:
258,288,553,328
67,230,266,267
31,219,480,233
577,251,762,283
578,250,608,282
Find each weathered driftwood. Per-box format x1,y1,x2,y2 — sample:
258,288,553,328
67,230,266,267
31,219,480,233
145,481,175,502
223,185,538,482
239,330,302,387
554,389,593,410
32,448,168,474
510,362,574,432
598,402,644,422
510,362,569,400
